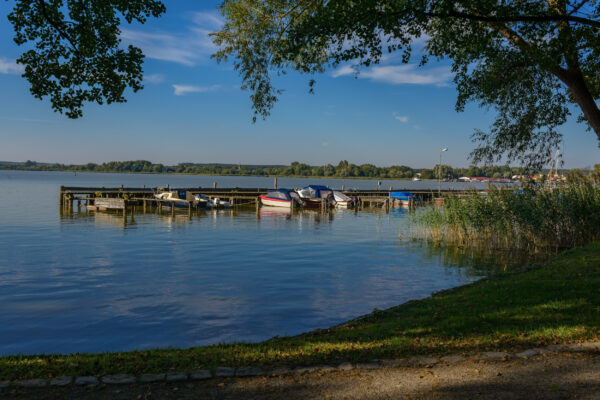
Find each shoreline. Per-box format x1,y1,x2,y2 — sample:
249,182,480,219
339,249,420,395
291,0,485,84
0,168,438,181
1,241,598,381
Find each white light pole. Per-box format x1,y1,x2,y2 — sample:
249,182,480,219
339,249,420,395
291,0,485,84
438,148,448,195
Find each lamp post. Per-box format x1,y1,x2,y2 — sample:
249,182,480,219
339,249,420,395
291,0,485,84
438,148,448,196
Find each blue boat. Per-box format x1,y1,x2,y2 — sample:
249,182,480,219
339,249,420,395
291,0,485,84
389,191,417,207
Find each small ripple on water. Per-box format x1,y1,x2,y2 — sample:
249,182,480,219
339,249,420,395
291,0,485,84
0,171,520,355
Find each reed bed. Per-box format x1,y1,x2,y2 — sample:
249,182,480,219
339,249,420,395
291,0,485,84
410,183,600,252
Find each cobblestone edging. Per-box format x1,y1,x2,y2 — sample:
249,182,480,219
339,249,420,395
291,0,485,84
2,342,598,390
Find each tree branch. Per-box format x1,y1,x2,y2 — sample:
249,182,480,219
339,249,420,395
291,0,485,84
421,9,600,29
567,1,591,16
35,0,80,54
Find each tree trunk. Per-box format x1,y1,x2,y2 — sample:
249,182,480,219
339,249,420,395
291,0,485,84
559,69,600,142
569,74,600,141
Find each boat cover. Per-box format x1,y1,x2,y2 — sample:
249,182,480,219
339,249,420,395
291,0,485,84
264,189,296,201
299,185,333,199
390,191,416,201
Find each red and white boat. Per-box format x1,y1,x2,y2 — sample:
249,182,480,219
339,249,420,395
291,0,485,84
259,189,301,208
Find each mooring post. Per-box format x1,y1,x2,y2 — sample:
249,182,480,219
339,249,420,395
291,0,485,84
59,186,64,208
274,177,278,189
166,184,170,191
341,185,345,191
188,201,192,219
256,197,260,213
171,202,175,216
213,181,217,189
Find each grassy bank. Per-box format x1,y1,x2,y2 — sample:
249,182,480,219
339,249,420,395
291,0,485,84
1,242,598,381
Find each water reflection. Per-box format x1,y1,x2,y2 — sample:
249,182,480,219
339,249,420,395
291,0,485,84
0,171,537,356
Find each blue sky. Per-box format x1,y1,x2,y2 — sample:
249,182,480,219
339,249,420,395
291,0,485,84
0,1,598,169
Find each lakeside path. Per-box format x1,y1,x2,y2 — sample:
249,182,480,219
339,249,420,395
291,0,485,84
4,350,599,399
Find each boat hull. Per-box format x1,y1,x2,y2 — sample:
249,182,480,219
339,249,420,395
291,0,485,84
260,196,293,208
300,198,331,208
393,199,412,208
335,201,351,208
161,200,207,209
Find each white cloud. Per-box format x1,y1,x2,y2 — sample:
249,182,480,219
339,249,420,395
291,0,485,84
172,84,220,96
121,11,223,66
332,63,452,86
0,58,24,75
393,113,409,123
144,73,165,84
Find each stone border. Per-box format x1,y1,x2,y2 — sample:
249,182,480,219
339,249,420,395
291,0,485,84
2,342,598,389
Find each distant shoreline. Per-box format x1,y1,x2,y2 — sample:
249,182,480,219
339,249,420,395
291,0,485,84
0,159,530,181
0,167,440,181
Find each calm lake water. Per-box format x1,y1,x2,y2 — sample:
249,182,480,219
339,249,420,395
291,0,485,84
1,170,505,356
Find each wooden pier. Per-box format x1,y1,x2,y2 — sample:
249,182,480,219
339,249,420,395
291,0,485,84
59,183,475,216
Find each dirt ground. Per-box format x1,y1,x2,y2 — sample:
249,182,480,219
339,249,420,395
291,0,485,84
4,352,599,400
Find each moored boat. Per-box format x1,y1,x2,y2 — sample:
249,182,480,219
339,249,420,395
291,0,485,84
389,191,417,208
259,189,301,208
333,191,355,208
208,197,232,208
154,190,209,209
297,185,334,208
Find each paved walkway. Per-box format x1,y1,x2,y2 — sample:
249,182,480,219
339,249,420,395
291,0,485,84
4,352,599,399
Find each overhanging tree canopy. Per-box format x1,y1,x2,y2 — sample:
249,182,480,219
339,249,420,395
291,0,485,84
8,0,166,118
212,0,600,168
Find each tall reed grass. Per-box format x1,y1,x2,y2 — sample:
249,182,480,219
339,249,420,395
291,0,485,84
410,183,600,252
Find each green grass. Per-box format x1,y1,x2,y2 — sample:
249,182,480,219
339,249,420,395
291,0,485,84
1,242,599,381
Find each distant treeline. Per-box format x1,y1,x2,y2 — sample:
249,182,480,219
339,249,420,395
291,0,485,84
0,159,538,179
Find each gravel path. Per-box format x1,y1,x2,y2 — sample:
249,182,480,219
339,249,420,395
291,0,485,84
3,352,599,399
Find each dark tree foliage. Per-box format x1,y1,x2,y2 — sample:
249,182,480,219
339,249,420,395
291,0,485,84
212,0,600,169
0,159,535,179
7,0,166,118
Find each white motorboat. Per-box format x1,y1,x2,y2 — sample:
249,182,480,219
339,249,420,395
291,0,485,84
154,190,208,209
208,197,232,208
333,191,355,208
